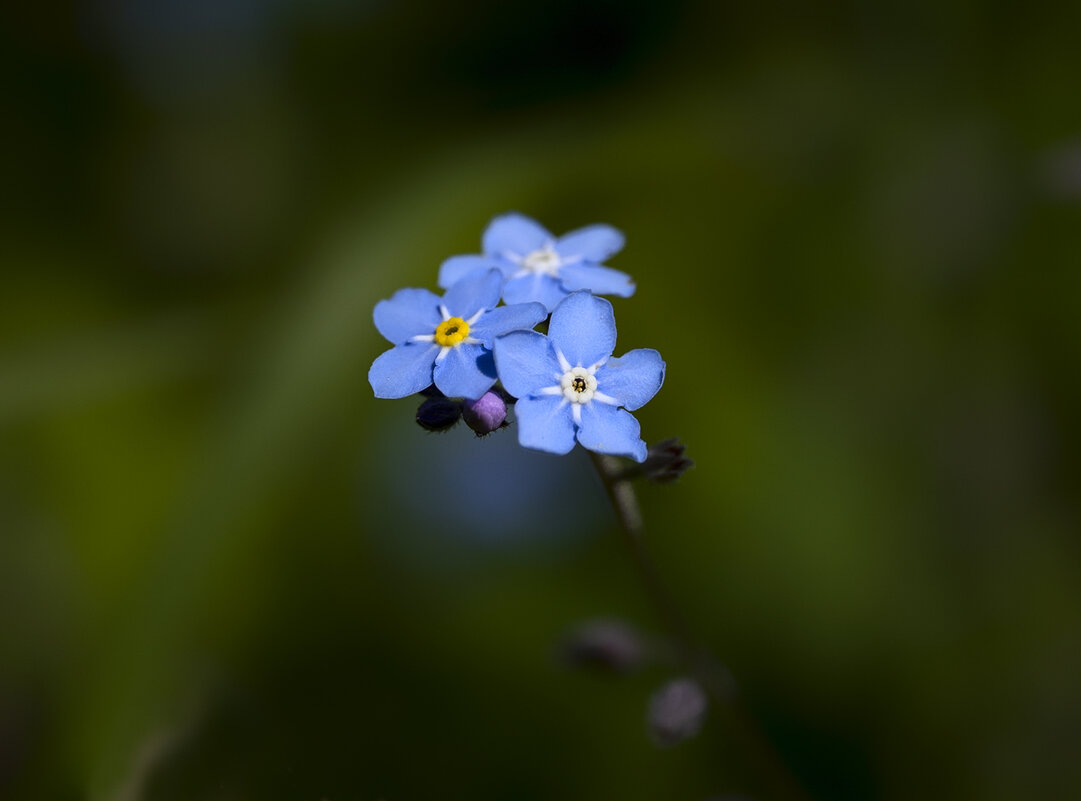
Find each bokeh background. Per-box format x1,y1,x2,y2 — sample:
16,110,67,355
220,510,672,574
3,1,1081,799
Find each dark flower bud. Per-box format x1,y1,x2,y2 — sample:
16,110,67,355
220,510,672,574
416,395,462,432
640,437,694,483
647,677,708,747
559,618,648,674
462,391,507,436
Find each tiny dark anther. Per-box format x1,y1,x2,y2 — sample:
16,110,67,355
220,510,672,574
572,377,587,393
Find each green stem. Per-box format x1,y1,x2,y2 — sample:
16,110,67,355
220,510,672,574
589,451,812,801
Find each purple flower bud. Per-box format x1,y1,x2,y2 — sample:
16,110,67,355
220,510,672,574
462,391,507,436
647,677,708,747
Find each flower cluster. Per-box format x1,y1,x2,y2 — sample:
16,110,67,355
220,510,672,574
369,212,665,462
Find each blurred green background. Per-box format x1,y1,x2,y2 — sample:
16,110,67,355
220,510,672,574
3,1,1081,799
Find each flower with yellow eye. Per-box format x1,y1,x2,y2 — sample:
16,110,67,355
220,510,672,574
493,291,664,462
369,270,546,400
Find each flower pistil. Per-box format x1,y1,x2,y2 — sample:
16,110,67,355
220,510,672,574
513,242,570,278
539,348,620,423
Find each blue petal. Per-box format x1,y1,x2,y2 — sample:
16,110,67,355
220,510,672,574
373,288,443,344
514,395,576,455
493,330,561,398
547,291,617,368
576,403,647,462
595,348,665,411
438,255,498,289
470,302,547,347
555,224,625,262
434,343,497,399
491,256,523,277
442,269,503,319
368,343,437,398
483,212,552,258
502,272,568,311
559,262,636,297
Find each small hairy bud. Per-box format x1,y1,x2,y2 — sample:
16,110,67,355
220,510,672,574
559,618,647,674
462,391,507,436
641,437,694,483
647,677,708,747
416,395,462,432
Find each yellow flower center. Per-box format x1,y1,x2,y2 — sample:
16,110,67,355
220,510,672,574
434,317,470,347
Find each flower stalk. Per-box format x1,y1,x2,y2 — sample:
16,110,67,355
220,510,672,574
589,451,813,801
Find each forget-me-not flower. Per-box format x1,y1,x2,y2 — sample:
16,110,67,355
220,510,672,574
493,291,665,461
369,270,546,400
438,212,635,312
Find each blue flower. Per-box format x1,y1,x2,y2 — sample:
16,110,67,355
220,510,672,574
369,270,546,400
493,291,665,462
438,212,635,312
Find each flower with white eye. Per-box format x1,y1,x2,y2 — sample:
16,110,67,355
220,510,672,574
438,212,636,312
369,270,546,400
493,291,665,462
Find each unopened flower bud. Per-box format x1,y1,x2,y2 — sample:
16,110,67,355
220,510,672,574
462,391,507,436
647,677,708,747
416,395,462,432
641,437,694,483
559,618,647,674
